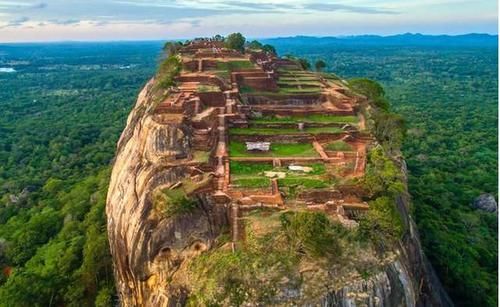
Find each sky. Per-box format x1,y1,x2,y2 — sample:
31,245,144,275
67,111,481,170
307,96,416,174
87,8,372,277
0,0,497,42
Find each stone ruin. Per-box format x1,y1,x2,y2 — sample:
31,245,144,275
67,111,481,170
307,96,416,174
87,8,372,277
152,39,374,244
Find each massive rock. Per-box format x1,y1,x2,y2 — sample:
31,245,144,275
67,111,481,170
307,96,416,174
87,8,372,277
106,81,452,306
106,81,228,306
472,193,497,213
107,41,452,306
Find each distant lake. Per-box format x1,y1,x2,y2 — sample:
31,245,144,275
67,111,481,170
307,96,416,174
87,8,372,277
0,67,16,73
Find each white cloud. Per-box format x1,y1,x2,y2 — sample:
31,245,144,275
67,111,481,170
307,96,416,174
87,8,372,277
0,0,496,41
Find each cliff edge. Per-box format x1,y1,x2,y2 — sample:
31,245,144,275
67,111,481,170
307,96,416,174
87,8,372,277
106,37,452,306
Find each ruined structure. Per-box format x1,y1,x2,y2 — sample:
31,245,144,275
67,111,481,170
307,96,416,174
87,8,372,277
106,38,452,306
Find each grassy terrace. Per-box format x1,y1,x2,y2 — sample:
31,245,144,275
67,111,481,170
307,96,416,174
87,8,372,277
277,80,323,86
278,77,320,82
197,84,221,92
229,126,344,135
239,87,323,96
325,140,354,151
251,114,358,124
277,87,322,94
215,60,255,71
209,60,256,80
229,141,319,157
230,161,329,189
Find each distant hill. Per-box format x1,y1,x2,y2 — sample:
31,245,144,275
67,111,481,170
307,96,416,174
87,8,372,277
262,33,498,47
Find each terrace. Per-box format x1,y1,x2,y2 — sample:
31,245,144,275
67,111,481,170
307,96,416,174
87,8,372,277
152,39,372,245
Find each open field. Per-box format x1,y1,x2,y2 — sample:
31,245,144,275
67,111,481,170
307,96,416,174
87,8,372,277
229,141,319,157
251,114,358,124
229,126,344,135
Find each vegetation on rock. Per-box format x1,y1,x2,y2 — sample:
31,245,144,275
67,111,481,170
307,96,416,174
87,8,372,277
188,211,362,306
267,37,497,305
156,55,181,89
224,33,246,52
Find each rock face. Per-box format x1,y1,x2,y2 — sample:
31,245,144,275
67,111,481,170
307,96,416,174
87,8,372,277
322,261,414,307
106,81,228,306
107,40,453,306
106,81,452,306
472,193,497,213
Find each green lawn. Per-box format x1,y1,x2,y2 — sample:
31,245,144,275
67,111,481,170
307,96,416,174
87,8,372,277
251,114,358,124
305,127,344,134
230,161,326,175
192,150,210,163
278,87,322,94
230,161,273,175
231,177,270,188
278,177,329,189
230,162,329,189
229,141,319,157
320,72,341,80
278,77,319,82
229,126,343,136
197,84,221,92
324,141,353,151
277,80,322,86
216,60,255,71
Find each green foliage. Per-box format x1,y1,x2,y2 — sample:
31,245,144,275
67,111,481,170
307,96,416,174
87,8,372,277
246,40,276,54
189,211,347,305
349,78,385,100
314,59,327,72
348,78,405,152
155,187,198,217
95,286,114,307
157,55,181,89
372,111,406,153
229,126,343,136
325,140,353,151
251,114,358,124
215,60,254,71
359,196,403,247
229,141,319,157
0,42,157,305
189,230,296,306
280,211,342,258
232,177,270,188
283,42,497,306
0,39,496,307
349,78,390,110
0,169,115,307
224,33,246,52
297,58,311,70
246,40,263,50
278,177,329,189
364,146,405,198
230,161,273,175
262,44,277,55
162,41,183,57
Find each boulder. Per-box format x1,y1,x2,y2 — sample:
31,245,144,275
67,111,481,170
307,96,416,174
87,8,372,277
472,193,497,213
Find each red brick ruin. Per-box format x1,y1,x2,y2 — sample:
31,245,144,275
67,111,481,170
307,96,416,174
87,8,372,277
154,38,374,243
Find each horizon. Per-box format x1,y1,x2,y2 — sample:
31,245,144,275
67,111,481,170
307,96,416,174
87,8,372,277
0,0,497,43
0,32,497,45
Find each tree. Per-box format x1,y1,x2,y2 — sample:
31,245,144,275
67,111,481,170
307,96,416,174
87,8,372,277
225,33,246,52
372,111,406,153
359,196,403,247
247,40,263,50
157,56,181,89
213,34,224,41
349,78,385,99
315,59,326,72
297,58,311,70
162,42,182,57
262,44,276,55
